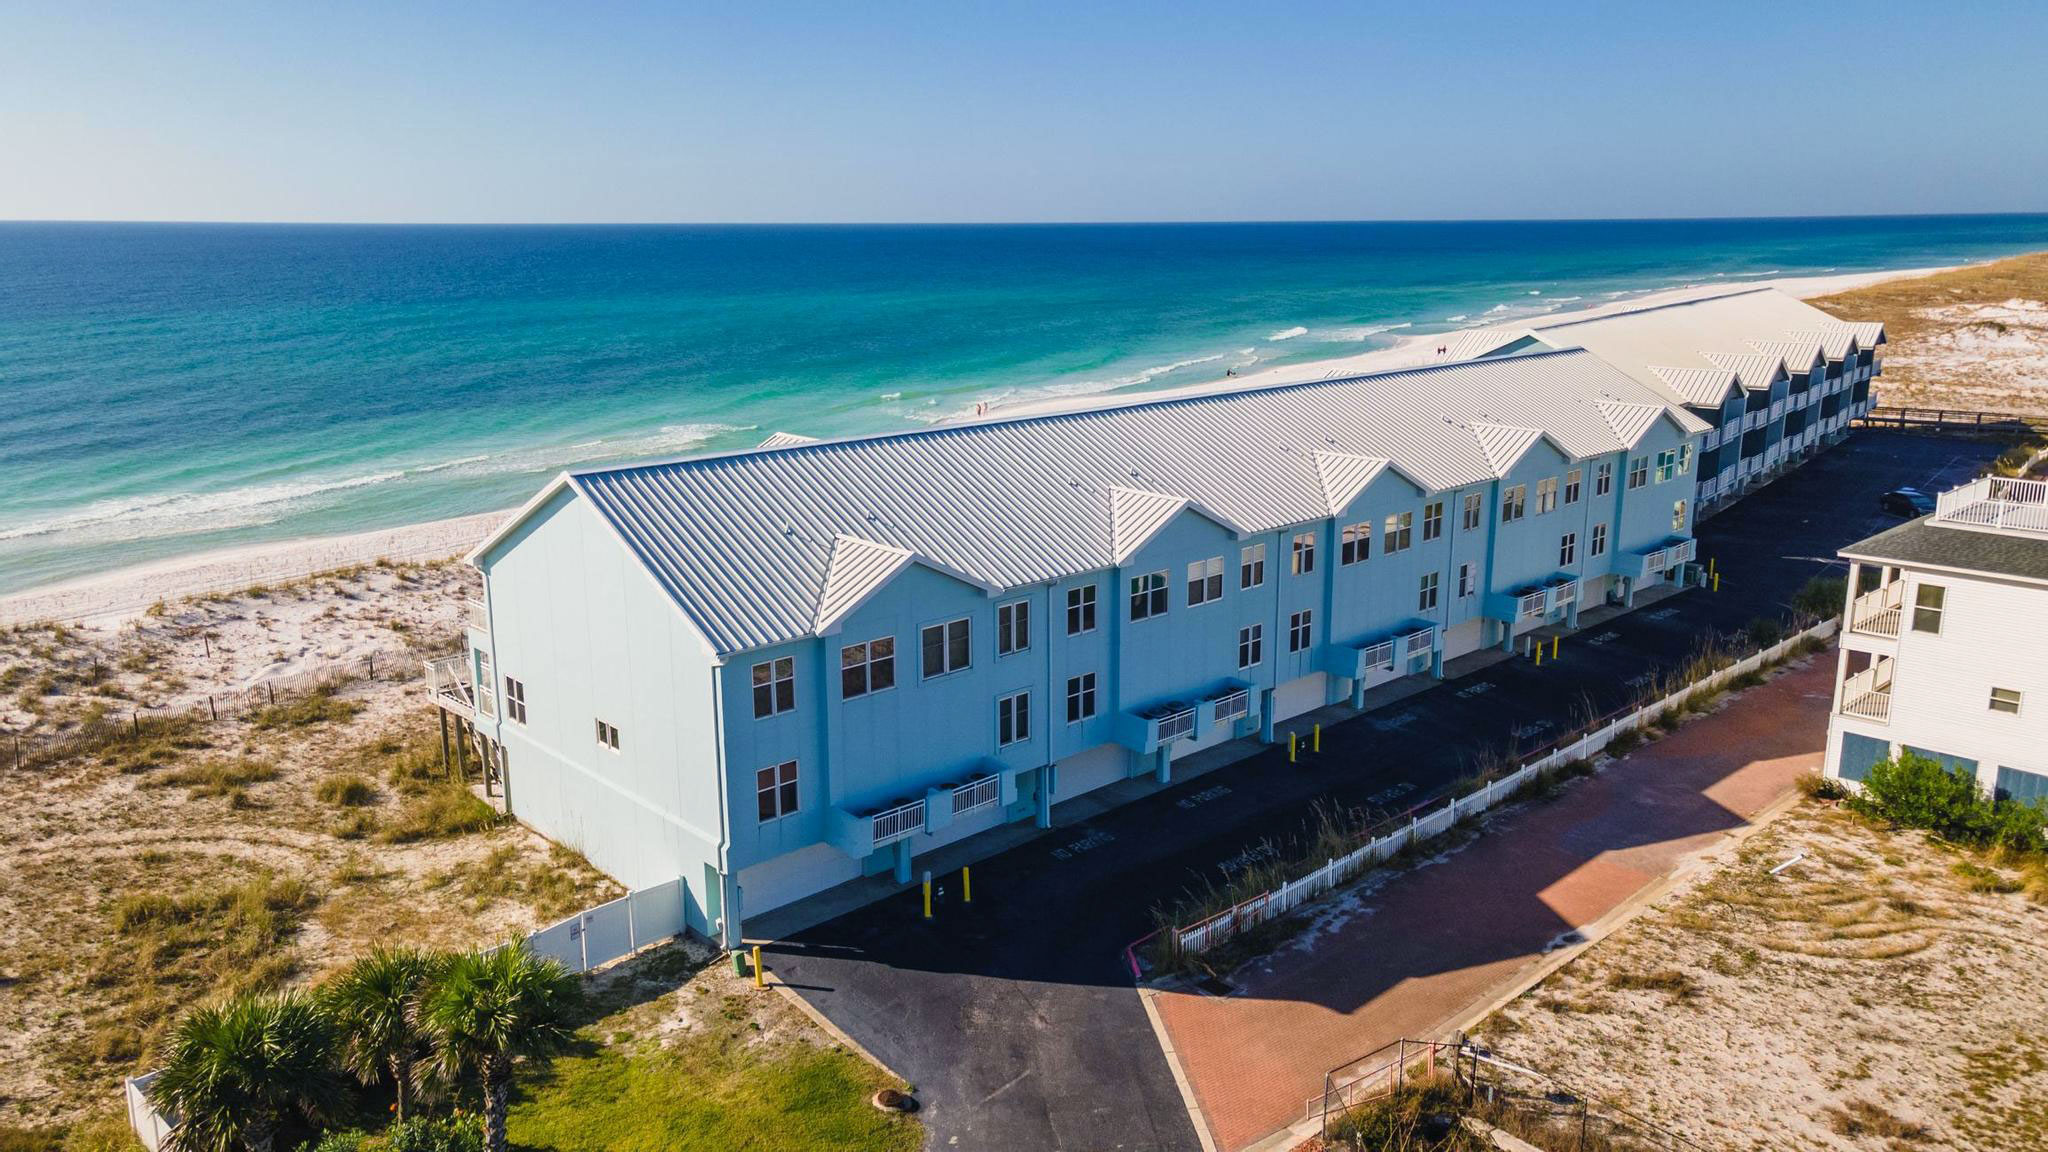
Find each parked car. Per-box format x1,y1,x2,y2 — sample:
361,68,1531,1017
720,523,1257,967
1879,488,1936,518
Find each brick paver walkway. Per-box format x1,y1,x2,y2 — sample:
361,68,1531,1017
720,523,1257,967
1150,656,1835,1152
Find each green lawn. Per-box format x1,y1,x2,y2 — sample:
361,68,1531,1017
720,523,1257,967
505,953,919,1152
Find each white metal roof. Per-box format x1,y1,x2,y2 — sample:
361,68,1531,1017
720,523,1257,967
539,348,1705,656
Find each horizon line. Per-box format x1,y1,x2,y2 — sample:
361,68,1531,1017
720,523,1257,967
5,209,2048,229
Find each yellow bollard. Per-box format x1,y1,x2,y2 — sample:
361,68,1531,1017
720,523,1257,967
1289,731,1298,763
922,872,933,920
962,866,973,904
1313,723,1321,753
1551,635,1559,661
1534,644,1543,668
751,944,763,988
1713,571,1721,593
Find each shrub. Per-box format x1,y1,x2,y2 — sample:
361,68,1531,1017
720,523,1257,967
1794,574,1847,620
153,757,279,797
316,774,377,807
295,1130,370,1152
379,782,501,843
1850,750,2048,852
1743,616,1786,650
1795,771,1848,801
385,1113,485,1152
254,685,363,731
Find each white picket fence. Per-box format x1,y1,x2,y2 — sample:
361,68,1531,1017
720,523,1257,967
123,876,690,1150
1173,617,1839,956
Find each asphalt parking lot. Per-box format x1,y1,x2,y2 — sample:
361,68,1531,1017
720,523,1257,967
765,431,1994,1152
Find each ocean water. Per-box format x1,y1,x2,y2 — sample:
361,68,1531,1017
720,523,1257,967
5,215,2048,595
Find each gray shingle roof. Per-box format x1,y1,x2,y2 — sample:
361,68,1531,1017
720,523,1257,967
1842,517,2048,585
544,348,1705,657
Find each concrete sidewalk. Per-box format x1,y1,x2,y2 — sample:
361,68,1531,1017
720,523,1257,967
1148,656,1836,1152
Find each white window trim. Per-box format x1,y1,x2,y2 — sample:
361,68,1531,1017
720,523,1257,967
921,616,974,680
1066,584,1098,636
998,690,1032,747
997,598,1031,657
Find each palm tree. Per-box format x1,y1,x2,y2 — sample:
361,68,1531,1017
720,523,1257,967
149,990,345,1152
420,943,580,1152
321,945,437,1121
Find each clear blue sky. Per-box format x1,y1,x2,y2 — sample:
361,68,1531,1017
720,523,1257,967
4,0,2045,223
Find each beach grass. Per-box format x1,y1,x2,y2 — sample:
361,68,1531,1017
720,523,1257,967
1810,250,2048,343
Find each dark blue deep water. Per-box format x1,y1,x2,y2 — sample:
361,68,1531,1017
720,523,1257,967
5,215,2048,592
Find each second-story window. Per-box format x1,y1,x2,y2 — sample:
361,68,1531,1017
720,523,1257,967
1458,563,1475,598
1564,468,1582,505
504,677,527,724
1672,500,1688,532
1187,556,1224,605
595,719,620,751
921,618,972,679
1535,477,1559,515
1678,444,1694,475
1066,674,1097,723
1591,523,1608,557
1067,584,1098,635
1291,531,1316,575
1912,584,1945,633
1341,522,1371,565
1130,571,1169,620
1501,484,1526,523
1383,511,1413,554
1559,532,1577,566
1595,461,1614,496
1423,500,1444,541
841,637,896,698
1238,623,1263,669
756,760,798,822
997,599,1030,656
1417,571,1439,611
752,657,796,718
1628,456,1649,490
1990,687,2023,715
1655,449,1678,483
1461,491,1483,531
997,690,1031,747
1241,543,1267,588
1288,610,1313,653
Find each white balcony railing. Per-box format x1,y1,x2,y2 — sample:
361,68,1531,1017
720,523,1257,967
424,654,476,719
1517,589,1548,619
1210,689,1249,725
952,775,1000,817
1839,659,1894,723
1848,582,1904,638
1152,705,1197,744
463,597,489,632
1404,626,1436,657
872,798,927,847
1359,639,1396,672
1935,476,2048,536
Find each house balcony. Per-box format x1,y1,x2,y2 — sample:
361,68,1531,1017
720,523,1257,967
1770,398,1787,422
1935,476,2048,535
827,762,1012,859
1116,699,1199,756
1847,581,1904,638
424,654,476,721
1839,657,1895,723
1627,536,1694,584
1324,625,1435,684
463,597,489,633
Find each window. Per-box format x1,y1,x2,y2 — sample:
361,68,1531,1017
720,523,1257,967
1187,556,1224,605
1067,674,1097,723
476,653,497,720
840,637,896,698
1384,511,1413,554
1535,476,1559,515
752,657,796,718
1564,468,1582,505
1240,543,1267,588
504,677,527,724
1341,522,1372,565
1911,584,1945,633
1238,624,1263,669
1627,456,1649,490
1291,531,1316,575
595,719,620,751
1417,571,1439,611
1130,571,1169,620
1655,449,1678,483
997,599,1030,656
1288,610,1313,653
1461,491,1483,531
1559,532,1577,566
1590,522,1608,557
1595,461,1614,497
921,618,972,678
1678,444,1694,475
756,760,798,822
998,690,1031,747
1458,563,1475,598
1066,584,1097,635
1501,484,1526,523
1672,500,1688,532
1423,500,1444,541
1990,687,2023,715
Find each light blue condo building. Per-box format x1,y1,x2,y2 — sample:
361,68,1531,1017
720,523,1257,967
430,287,1883,945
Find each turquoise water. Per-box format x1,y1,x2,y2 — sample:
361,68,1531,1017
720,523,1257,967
4,216,2048,594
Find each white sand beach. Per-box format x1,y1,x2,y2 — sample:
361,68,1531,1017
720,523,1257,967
0,264,1961,630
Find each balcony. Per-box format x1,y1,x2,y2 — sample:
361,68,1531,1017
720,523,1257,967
950,774,1001,817
1516,587,1549,620
1935,476,2048,536
424,654,477,720
1839,658,1894,723
1770,399,1787,422
870,797,927,847
463,597,489,633
1117,700,1198,755
1848,581,1904,638
1629,537,1694,583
